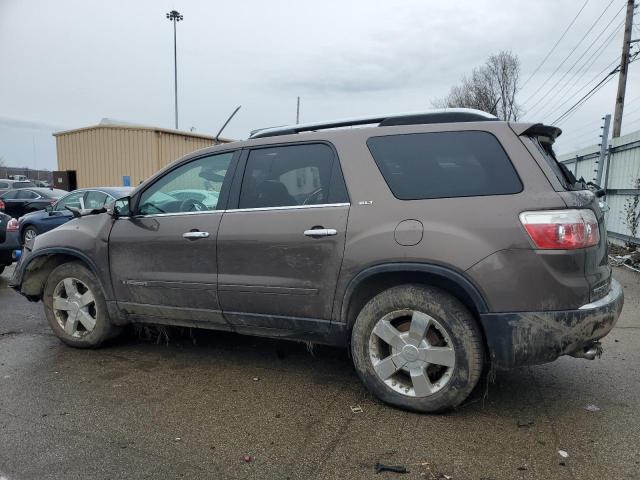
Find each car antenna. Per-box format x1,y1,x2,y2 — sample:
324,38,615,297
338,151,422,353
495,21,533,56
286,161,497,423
215,105,241,144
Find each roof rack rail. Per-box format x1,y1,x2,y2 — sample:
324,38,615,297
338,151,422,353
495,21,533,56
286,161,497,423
249,108,497,139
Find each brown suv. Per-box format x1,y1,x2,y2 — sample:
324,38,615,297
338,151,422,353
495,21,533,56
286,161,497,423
10,109,624,412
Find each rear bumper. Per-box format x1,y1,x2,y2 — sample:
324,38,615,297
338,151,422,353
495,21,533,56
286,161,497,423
480,279,624,369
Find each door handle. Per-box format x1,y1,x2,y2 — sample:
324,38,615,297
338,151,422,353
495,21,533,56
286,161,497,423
304,228,337,237
182,231,210,239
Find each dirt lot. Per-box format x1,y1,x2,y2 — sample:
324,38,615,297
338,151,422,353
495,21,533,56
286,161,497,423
0,265,639,480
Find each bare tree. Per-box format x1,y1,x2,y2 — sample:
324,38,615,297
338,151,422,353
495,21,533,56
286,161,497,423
433,51,521,121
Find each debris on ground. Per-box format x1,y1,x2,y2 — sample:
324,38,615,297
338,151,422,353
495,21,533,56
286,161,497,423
608,244,640,270
242,454,253,463
374,463,408,474
517,418,534,428
517,466,528,471
174,437,181,442
558,450,569,458
252,377,259,382
350,405,363,414
585,404,601,412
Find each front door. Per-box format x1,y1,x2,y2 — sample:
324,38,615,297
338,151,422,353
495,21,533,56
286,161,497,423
217,143,350,331
108,151,236,325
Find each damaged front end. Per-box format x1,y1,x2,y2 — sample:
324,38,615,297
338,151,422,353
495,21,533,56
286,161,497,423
479,279,624,369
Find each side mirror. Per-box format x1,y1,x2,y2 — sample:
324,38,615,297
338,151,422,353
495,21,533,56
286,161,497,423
45,205,53,214
111,196,131,218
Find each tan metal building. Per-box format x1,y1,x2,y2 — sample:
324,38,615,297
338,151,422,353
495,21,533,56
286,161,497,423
53,119,233,188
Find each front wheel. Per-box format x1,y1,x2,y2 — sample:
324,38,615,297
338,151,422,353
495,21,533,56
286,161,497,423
350,284,484,413
43,262,121,348
22,226,37,245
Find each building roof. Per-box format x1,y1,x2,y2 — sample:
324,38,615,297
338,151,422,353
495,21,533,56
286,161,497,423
53,118,234,143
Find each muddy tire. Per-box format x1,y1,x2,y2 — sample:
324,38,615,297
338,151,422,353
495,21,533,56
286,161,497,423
350,284,484,413
43,262,121,348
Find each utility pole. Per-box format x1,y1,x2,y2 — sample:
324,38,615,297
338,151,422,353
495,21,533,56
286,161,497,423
296,97,300,124
595,114,611,185
612,0,635,138
166,10,184,130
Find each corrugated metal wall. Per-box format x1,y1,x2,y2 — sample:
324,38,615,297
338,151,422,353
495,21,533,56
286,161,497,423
55,126,221,188
559,129,640,244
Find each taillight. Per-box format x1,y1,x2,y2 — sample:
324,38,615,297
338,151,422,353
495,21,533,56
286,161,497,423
519,209,600,250
0,199,4,211
6,218,18,232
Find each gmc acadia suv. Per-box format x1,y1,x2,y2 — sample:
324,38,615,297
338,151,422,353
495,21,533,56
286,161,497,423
10,109,624,412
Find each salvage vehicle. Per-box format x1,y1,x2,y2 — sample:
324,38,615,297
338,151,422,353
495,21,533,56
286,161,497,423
0,187,67,218
10,109,624,412
17,187,132,244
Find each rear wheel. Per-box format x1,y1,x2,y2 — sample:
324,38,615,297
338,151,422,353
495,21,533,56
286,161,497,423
22,226,37,244
43,262,121,348
351,284,484,413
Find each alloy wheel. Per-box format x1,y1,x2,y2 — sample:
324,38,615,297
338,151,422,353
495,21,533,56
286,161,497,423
52,277,98,338
368,309,455,397
23,228,37,243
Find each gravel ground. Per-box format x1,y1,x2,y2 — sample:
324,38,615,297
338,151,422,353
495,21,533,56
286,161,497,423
0,265,638,480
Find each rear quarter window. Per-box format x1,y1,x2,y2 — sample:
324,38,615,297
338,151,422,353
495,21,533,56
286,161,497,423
367,131,522,200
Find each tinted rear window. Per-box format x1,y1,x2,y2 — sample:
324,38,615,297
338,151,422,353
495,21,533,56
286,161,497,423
367,131,522,200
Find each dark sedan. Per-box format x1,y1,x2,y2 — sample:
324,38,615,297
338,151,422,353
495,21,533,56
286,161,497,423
0,188,67,219
17,187,132,244
0,179,36,195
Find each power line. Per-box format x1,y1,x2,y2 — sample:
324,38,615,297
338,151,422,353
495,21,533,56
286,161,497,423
521,0,617,106
552,69,619,125
555,49,637,126
528,16,624,118
520,0,591,89
539,55,620,122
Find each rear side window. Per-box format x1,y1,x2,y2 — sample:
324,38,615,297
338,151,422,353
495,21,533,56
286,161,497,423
367,131,522,200
239,143,339,209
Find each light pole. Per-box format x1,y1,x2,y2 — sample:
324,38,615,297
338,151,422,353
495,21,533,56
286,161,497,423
165,10,183,130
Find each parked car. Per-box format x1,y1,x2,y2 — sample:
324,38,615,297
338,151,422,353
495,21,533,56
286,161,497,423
17,187,133,244
34,180,51,188
0,179,36,195
10,109,624,413
0,213,20,274
0,188,67,218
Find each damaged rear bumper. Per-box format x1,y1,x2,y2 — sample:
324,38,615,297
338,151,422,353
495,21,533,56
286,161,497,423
480,279,624,369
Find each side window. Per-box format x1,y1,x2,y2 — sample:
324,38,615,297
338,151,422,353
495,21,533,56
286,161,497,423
367,131,522,200
16,190,39,200
0,191,18,200
85,191,109,209
238,144,336,209
138,152,233,215
55,191,85,211
0,182,8,189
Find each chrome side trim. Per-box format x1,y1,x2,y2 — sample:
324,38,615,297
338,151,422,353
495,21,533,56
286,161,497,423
225,203,349,213
579,279,622,310
127,202,350,219
133,210,223,219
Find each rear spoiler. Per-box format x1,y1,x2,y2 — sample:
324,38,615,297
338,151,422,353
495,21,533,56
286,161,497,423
510,123,562,142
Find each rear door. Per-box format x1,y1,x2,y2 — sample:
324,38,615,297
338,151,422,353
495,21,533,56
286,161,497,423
108,151,237,325
217,142,350,331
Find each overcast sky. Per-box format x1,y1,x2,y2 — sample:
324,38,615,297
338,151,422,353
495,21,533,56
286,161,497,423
1,0,639,170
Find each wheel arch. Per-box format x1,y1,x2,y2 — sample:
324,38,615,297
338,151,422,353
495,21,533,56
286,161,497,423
340,263,490,330
18,248,108,300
